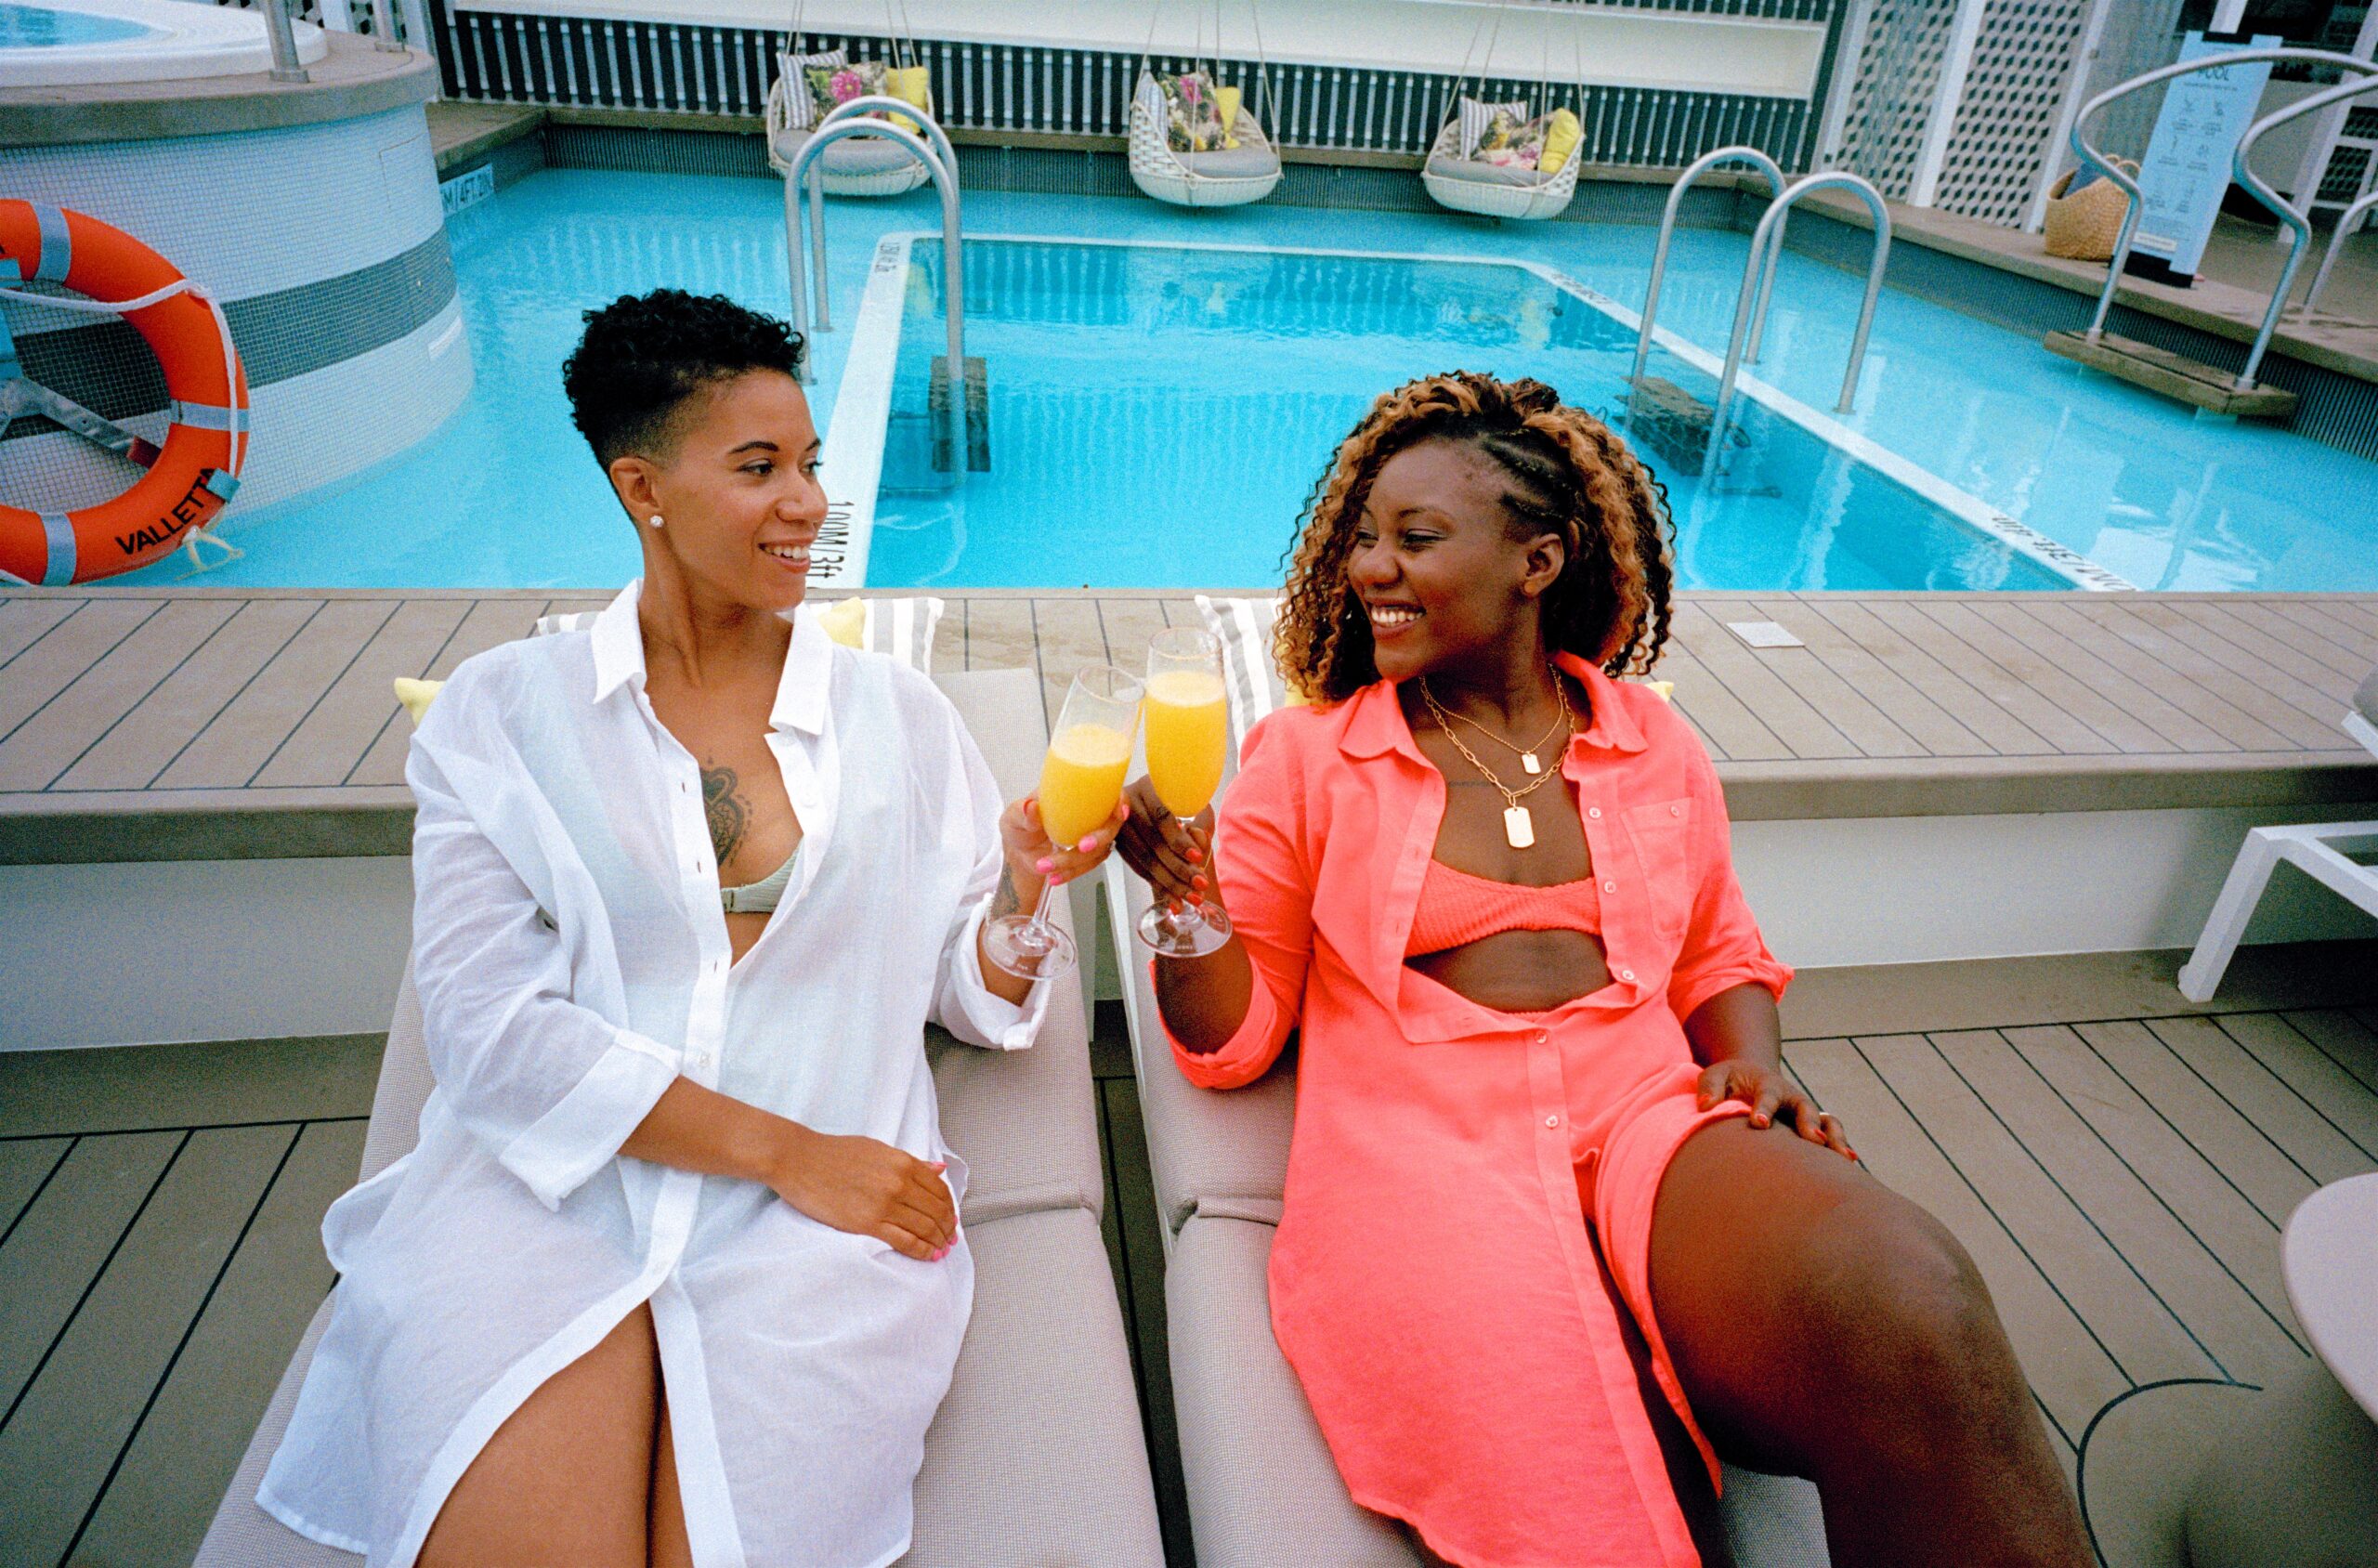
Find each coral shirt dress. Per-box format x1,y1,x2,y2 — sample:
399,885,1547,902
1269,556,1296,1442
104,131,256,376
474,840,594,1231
1164,654,1791,1568
259,585,1046,1568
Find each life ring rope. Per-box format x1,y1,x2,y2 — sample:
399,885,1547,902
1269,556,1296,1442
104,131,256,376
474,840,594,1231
0,203,250,586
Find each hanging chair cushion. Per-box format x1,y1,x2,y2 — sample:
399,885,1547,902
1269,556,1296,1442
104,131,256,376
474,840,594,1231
1153,71,1232,152
804,59,889,121
777,47,846,129
1457,96,1531,159
1426,152,1559,189
773,127,922,177
1176,145,1280,178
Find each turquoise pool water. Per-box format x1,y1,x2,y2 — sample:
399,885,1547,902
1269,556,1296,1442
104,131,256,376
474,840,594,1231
124,168,2378,592
0,3,153,46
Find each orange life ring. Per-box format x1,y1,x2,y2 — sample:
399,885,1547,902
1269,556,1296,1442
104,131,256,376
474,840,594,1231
0,202,249,585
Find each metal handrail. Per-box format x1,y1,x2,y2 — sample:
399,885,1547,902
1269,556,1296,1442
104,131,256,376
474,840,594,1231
801,95,960,333
2301,188,2378,319
2233,72,2378,385
2066,47,2377,355
1705,172,1892,473
784,116,965,469
1629,145,1787,387
261,0,307,81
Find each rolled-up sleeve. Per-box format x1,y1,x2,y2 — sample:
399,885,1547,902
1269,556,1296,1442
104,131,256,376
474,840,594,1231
409,728,680,1211
1666,736,1792,1026
929,705,1052,1052
1163,714,1310,1091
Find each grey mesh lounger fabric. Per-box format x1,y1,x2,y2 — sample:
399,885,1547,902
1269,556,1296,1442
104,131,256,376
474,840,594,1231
1107,866,1833,1568
195,667,1163,1568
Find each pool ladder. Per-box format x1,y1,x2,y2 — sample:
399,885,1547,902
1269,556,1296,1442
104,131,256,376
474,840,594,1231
784,99,978,477
1628,148,1891,477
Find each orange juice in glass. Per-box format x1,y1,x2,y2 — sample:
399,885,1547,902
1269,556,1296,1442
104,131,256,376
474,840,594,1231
984,664,1143,982
1136,629,1235,957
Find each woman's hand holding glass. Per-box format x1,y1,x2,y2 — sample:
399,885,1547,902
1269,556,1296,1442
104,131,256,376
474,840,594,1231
1116,777,1216,919
983,665,1143,981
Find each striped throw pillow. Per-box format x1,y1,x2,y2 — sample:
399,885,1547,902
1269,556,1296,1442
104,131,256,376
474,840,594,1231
777,47,847,131
1196,595,1292,754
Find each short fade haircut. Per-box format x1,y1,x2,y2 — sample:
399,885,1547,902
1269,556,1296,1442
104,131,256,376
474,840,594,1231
561,289,806,466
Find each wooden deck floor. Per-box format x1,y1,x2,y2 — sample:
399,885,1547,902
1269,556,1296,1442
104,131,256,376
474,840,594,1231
3,945,2372,1568
2,588,2375,865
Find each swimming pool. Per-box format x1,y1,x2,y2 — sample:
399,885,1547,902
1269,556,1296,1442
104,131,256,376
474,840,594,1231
0,0,323,85
118,168,2378,593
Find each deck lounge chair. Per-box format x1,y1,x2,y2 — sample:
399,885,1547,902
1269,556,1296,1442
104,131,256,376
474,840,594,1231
194,668,1165,1568
1102,869,1833,1568
2177,660,2378,1000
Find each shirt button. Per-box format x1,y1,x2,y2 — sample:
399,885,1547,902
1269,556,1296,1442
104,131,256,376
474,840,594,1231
691,1050,712,1068
1544,1114,1561,1129
1533,1029,1549,1045
1669,804,1682,817
1620,968,1636,982
1603,881,1617,893
1588,807,1602,819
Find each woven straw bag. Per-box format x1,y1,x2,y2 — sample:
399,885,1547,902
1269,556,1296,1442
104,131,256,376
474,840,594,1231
2044,159,2139,262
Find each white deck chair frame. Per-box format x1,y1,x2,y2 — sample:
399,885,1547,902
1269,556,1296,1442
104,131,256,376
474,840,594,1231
2177,704,2378,1001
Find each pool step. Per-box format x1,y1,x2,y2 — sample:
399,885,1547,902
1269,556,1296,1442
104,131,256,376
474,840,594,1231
929,355,990,474
2042,331,2298,419
1624,374,1748,476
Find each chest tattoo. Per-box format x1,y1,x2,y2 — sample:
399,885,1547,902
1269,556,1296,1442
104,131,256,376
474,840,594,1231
701,762,748,867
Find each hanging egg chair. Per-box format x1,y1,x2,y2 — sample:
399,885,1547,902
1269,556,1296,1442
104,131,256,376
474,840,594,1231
1128,0,1283,208
1422,0,1585,222
766,0,937,198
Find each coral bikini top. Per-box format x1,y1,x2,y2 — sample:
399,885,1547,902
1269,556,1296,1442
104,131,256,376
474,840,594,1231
1405,857,1602,958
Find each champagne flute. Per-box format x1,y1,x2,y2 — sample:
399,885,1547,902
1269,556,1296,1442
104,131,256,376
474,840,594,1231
984,664,1144,982
1134,628,1235,958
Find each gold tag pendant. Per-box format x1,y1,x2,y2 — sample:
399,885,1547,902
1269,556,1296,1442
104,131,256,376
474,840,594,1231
1521,752,1542,775
1503,804,1535,849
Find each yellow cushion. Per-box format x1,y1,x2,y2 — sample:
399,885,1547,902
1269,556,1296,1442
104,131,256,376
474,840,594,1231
1644,679,1674,702
1537,108,1581,175
394,677,443,725
1214,85,1243,150
818,596,869,648
885,64,930,134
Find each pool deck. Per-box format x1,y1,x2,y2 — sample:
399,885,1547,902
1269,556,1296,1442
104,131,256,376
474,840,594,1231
3,940,2372,1566
1,586,2373,865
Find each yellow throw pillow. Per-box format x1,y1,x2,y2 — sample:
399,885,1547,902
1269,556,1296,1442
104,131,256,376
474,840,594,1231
885,64,931,135
394,677,443,725
1214,85,1243,149
818,597,869,648
1537,108,1581,176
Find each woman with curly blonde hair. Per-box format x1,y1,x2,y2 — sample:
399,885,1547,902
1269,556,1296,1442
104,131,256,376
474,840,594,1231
1117,372,2087,1568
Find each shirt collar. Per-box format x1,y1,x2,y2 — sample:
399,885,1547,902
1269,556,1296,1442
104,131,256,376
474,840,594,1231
1336,650,1648,761
587,579,834,737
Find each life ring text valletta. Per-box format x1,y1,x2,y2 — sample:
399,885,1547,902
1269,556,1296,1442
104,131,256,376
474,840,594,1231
0,202,250,585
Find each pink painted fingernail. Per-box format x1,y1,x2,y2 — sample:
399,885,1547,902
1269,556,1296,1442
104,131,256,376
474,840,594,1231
928,1160,947,1171
1078,836,1097,853
1036,857,1054,873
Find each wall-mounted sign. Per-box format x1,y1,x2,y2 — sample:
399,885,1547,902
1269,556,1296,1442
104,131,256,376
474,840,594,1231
2128,31,2280,285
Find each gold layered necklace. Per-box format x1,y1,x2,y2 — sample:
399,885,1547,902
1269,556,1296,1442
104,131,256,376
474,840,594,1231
1419,672,1575,850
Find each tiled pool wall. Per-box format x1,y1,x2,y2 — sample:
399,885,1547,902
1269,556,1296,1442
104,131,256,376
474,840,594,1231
462,117,2378,472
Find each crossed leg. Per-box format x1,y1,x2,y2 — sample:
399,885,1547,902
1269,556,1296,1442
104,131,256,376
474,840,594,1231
420,1300,696,1568
1645,1118,2090,1568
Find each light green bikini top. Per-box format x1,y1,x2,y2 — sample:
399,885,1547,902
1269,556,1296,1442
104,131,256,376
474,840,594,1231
720,846,798,915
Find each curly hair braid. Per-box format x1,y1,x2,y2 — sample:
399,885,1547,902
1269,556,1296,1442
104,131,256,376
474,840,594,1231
1274,372,1676,704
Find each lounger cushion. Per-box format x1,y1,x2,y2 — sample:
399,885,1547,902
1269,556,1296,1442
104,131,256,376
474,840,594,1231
195,1209,1162,1567
1426,151,1558,188
1109,864,1293,1235
2355,661,2378,729
1176,146,1282,179
1168,1213,1833,1568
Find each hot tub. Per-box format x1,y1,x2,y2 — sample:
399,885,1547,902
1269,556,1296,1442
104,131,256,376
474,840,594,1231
0,0,326,86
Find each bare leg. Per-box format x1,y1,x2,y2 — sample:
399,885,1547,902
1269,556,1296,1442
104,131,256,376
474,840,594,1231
649,1397,695,1568
1647,1119,2088,1568
420,1302,663,1568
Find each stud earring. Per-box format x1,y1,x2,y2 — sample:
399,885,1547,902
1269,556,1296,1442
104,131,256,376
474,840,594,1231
647,514,664,529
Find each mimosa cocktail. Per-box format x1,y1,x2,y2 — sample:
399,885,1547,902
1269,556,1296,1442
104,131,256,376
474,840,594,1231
984,665,1143,982
1134,629,1235,958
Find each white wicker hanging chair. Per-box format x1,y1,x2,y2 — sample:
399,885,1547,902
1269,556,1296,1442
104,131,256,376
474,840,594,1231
1419,0,1583,223
1422,118,1580,221
764,0,935,198
1129,78,1284,208
1126,0,1284,209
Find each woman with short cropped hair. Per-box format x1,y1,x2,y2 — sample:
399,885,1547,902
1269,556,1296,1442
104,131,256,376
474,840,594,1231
259,290,1122,1568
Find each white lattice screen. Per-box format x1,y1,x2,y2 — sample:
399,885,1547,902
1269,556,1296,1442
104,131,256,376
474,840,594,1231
1838,0,1958,201
1937,1,2094,226
1836,0,2097,226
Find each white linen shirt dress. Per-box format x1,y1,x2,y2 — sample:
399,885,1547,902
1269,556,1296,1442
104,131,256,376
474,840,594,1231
258,582,1048,1568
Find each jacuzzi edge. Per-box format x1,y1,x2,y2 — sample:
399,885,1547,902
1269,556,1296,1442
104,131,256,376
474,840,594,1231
828,231,2136,595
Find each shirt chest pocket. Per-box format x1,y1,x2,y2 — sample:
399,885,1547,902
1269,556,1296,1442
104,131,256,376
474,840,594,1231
1620,796,1694,940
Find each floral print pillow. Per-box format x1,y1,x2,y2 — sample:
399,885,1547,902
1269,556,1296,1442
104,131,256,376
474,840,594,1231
1472,109,1549,169
1158,71,1229,153
805,59,889,124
